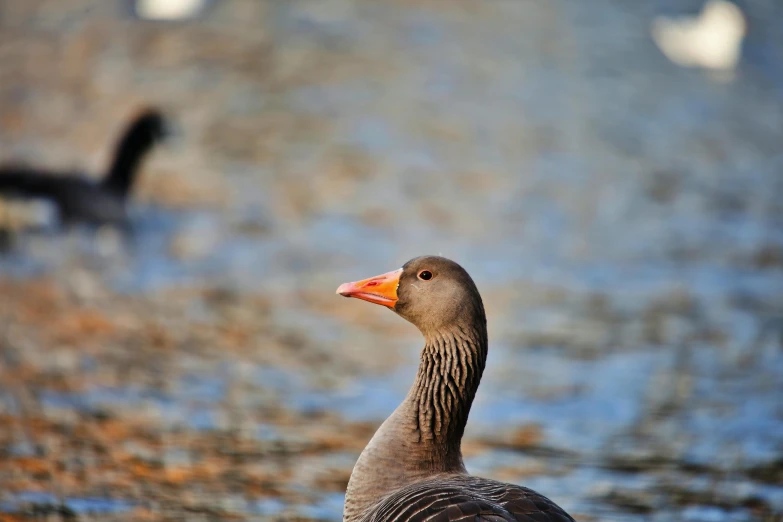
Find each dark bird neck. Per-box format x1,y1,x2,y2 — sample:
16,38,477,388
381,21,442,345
102,113,162,198
344,320,488,522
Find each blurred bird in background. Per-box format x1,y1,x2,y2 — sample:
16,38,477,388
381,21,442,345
651,0,746,80
0,108,169,229
132,0,211,21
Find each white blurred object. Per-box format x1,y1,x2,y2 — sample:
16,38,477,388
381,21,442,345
651,0,746,77
135,0,209,21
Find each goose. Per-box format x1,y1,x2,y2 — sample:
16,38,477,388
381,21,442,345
0,108,168,226
336,255,575,522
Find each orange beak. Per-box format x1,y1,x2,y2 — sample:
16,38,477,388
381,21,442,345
336,268,402,308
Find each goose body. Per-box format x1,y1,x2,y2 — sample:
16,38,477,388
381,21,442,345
0,108,168,226
0,170,127,224
367,475,572,522
337,256,575,522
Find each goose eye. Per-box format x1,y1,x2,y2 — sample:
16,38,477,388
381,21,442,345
418,270,433,281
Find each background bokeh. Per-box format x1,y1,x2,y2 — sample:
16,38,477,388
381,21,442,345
1,1,782,521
